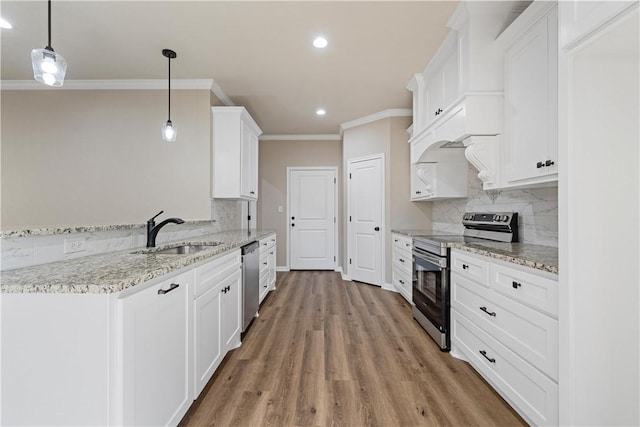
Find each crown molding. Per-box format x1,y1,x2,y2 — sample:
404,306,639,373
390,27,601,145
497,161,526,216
260,134,341,141
209,79,235,106
1,79,217,91
339,108,412,135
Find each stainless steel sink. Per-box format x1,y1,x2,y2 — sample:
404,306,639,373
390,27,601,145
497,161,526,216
154,244,220,255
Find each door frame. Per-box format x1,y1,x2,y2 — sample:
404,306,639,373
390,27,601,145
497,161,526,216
286,166,339,271
346,153,385,286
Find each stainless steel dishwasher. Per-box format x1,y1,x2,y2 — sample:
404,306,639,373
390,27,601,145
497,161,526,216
241,241,260,334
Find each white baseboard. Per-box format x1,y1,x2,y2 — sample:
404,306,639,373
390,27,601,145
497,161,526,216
276,266,289,272
382,282,397,292
341,271,351,281
334,266,343,274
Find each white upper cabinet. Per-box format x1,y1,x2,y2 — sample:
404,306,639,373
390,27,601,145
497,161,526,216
499,2,558,187
560,1,638,48
212,107,262,201
406,2,528,198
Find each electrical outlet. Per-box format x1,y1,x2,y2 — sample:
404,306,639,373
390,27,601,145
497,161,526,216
277,205,283,213
64,237,87,254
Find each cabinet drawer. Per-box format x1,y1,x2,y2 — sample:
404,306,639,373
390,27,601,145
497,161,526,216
392,265,412,303
491,263,558,318
392,249,412,273
452,273,558,380
452,310,558,426
194,250,241,299
392,234,413,253
451,250,489,285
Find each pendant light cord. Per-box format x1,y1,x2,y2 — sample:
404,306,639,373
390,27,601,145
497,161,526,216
47,0,52,50
167,54,171,121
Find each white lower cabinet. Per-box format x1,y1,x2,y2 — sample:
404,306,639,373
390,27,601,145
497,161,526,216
391,233,412,303
192,249,242,398
120,271,193,427
1,247,251,427
259,233,277,304
450,248,559,426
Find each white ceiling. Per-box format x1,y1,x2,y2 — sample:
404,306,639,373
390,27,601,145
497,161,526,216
0,1,459,135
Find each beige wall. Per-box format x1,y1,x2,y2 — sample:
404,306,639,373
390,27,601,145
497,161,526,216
1,89,212,228
342,116,431,284
257,140,342,268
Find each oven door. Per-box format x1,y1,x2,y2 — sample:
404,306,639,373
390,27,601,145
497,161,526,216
412,248,448,334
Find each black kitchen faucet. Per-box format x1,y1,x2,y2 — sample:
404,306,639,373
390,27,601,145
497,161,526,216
146,210,184,247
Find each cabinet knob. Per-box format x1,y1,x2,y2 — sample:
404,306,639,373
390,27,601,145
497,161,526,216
545,160,555,167
536,161,544,169
399,279,405,285
374,226,380,231
462,264,469,270
512,281,522,289
399,258,405,263
263,262,268,265
415,190,421,194
250,191,255,195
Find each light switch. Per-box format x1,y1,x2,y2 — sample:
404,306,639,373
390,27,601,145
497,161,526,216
277,205,283,213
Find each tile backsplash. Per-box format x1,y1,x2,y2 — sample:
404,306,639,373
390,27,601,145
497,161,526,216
432,164,558,247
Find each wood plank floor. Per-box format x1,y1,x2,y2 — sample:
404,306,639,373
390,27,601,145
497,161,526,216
180,271,526,427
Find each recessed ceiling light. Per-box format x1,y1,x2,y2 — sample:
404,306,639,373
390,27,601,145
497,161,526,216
0,17,12,29
313,37,328,49
316,109,326,116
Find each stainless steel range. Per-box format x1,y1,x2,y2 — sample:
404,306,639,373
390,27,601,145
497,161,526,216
412,212,518,351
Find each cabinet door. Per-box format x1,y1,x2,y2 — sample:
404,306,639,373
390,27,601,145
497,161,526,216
193,284,223,398
442,49,460,108
424,73,444,127
504,9,558,184
121,272,192,427
221,270,242,351
240,121,255,199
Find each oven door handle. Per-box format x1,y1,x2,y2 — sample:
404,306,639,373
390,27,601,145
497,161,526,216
412,248,447,269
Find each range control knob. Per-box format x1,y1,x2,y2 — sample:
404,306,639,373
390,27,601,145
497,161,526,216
503,216,510,222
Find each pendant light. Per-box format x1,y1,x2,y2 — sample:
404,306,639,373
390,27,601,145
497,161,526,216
31,0,67,87
161,49,177,142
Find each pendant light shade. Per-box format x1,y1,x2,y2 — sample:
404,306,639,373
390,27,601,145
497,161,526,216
162,49,177,142
32,0,66,87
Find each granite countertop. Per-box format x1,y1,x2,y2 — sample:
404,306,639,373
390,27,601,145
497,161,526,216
449,241,557,274
0,229,275,294
392,229,558,274
0,220,216,238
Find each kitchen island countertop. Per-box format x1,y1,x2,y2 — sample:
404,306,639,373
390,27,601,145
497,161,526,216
1,229,275,294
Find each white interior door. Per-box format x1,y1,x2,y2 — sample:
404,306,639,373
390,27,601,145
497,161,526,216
348,155,384,286
289,168,336,270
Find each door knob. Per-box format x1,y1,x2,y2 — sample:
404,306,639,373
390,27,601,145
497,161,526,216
374,227,380,231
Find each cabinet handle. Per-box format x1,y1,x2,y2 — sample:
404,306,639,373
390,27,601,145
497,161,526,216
479,350,496,363
250,191,255,195
545,160,555,167
415,190,421,194
269,251,274,255
512,281,522,289
158,283,179,295
479,306,496,317
394,239,398,242
536,161,544,169
399,258,405,263
462,264,469,270
399,279,405,285
263,262,268,265
405,243,410,247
